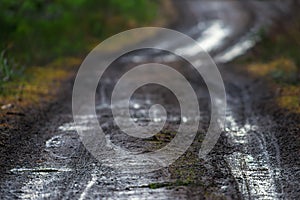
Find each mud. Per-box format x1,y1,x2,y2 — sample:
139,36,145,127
0,0,299,199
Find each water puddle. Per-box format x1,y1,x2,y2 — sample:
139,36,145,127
216,38,256,63
10,167,72,173
58,115,97,132
215,25,262,63
10,167,72,199
225,112,282,199
174,20,231,58
119,20,231,64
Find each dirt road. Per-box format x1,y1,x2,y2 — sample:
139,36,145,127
1,1,299,199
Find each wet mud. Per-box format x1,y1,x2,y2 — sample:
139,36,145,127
0,0,299,199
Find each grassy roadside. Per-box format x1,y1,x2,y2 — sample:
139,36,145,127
0,0,175,145
0,0,171,108
238,13,300,114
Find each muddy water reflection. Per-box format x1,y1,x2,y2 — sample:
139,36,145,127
225,111,282,199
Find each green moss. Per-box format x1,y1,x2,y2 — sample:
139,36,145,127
144,129,178,150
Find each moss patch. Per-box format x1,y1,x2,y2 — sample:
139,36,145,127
277,87,300,113
247,58,297,81
0,56,81,147
0,57,80,107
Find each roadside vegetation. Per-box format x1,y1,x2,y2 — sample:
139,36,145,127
0,0,161,147
240,13,300,113
0,0,159,108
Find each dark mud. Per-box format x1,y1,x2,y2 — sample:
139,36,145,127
0,0,299,199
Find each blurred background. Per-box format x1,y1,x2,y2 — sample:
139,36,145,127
0,0,162,99
0,0,299,109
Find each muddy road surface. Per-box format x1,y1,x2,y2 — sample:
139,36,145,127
1,1,300,199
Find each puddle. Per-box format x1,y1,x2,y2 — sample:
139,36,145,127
58,115,98,132
118,20,231,64
225,111,283,199
216,38,256,63
196,20,231,52
18,174,54,200
10,167,72,173
58,122,94,132
10,166,73,199
174,20,231,57
58,89,199,173
10,167,72,199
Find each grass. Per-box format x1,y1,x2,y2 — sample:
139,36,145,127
0,57,81,108
0,56,81,148
240,13,300,113
0,0,158,64
0,0,170,148
0,50,23,87
247,58,298,83
0,0,161,109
